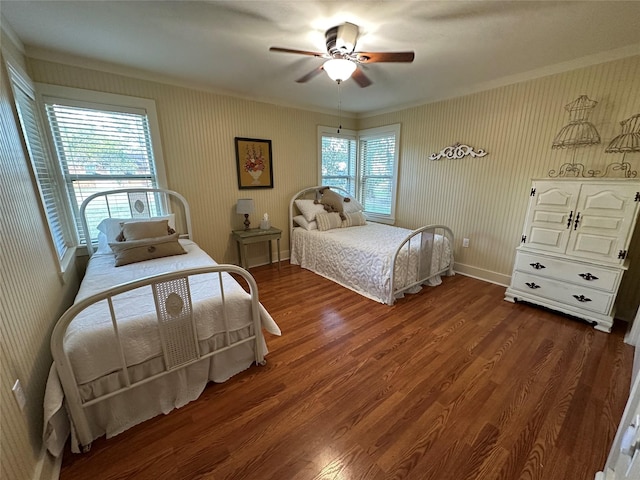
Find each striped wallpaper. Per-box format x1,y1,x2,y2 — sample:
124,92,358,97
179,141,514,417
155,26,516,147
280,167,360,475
1,26,639,479
0,42,80,480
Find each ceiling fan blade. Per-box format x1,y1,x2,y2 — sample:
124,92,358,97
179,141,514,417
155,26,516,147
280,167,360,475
355,51,415,63
296,66,325,83
351,67,372,88
270,47,326,58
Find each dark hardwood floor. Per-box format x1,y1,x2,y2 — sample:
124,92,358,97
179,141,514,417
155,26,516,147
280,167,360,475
59,262,634,480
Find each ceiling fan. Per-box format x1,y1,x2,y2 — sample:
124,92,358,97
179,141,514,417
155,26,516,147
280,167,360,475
269,22,414,87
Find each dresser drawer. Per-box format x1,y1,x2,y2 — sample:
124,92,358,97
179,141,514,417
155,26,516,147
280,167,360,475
514,251,621,292
511,271,615,315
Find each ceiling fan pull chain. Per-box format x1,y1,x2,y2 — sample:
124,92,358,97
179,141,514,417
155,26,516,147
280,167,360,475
337,81,342,133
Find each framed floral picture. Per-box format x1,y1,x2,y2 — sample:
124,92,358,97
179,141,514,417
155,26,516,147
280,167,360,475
235,137,274,189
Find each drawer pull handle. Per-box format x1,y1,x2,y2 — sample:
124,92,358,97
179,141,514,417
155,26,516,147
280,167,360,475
566,210,573,229
579,273,599,281
529,262,546,270
574,212,581,231
525,282,541,289
573,294,592,303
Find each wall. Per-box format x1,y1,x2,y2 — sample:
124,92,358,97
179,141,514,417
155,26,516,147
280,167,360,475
26,58,352,266
360,55,640,320
0,31,80,480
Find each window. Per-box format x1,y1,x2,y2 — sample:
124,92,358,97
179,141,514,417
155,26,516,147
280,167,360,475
6,60,73,271
319,124,400,224
319,128,357,197
37,84,167,244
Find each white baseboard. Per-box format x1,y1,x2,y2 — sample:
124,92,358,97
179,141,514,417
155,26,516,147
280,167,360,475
453,262,511,287
245,249,290,269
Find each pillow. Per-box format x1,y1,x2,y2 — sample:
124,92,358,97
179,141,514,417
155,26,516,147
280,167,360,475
294,199,326,223
342,212,367,227
97,214,175,243
318,188,348,214
293,215,318,231
343,198,364,213
316,212,343,231
119,219,170,241
96,232,111,255
109,233,186,267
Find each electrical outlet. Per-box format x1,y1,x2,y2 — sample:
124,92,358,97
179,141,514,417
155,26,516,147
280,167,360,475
462,238,470,248
12,379,26,411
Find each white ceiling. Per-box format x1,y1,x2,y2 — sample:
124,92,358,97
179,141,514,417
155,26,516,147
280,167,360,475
3,1,640,115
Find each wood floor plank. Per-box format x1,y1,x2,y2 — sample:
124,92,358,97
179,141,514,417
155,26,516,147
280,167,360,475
59,263,635,480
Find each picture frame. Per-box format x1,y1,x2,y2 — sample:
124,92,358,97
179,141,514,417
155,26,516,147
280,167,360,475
235,137,274,189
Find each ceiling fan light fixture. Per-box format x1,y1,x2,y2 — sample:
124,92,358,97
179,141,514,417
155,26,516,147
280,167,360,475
323,58,357,82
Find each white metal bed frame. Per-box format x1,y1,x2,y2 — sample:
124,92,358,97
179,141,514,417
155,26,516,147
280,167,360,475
289,186,455,305
52,188,265,451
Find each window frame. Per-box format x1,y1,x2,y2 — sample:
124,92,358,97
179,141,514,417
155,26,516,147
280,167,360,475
4,56,76,274
35,83,168,246
318,123,401,224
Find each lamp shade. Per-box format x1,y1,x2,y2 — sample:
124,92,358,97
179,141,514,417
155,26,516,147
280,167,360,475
236,198,255,215
323,58,357,82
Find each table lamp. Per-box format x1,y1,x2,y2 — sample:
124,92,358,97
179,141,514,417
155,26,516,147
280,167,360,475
236,198,255,230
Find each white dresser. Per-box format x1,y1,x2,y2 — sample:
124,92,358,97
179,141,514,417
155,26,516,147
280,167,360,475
505,179,640,332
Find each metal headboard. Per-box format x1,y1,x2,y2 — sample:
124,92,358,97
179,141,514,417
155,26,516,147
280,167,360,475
288,185,352,250
80,188,192,255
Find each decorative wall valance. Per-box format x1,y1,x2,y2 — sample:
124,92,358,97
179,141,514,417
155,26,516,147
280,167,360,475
429,143,488,161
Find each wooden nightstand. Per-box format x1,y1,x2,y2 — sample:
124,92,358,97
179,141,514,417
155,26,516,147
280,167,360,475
232,227,282,270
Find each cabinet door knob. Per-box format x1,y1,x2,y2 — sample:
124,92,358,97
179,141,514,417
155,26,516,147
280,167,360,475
525,282,541,289
574,212,581,231
529,262,546,270
572,294,592,303
566,210,573,229
578,273,599,281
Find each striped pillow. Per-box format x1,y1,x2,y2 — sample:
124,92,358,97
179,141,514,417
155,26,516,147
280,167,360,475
342,212,366,227
316,212,343,231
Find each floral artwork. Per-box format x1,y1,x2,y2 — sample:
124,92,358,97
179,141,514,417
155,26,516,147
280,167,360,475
235,137,273,189
244,144,265,181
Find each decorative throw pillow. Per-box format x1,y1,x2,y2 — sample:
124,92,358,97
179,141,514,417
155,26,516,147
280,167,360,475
342,212,367,227
316,212,343,231
293,215,318,231
97,214,175,243
109,233,186,266
119,219,170,241
294,199,326,223
343,198,364,213
318,188,349,216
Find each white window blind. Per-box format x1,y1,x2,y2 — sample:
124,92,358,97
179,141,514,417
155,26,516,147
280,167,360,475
43,98,159,243
6,63,71,266
359,130,397,217
320,129,357,197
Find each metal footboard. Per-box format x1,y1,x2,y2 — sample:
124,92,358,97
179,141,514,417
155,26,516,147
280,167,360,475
388,225,455,305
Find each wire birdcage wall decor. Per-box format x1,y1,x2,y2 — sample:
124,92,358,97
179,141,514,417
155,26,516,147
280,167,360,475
548,95,603,177
551,95,601,149
602,113,640,178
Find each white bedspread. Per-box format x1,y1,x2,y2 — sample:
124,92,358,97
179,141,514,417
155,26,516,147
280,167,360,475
68,239,280,385
44,240,280,455
290,222,452,304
